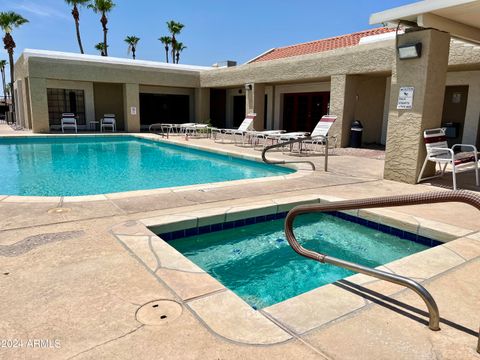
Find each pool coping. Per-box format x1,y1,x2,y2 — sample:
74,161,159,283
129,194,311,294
111,193,480,345
0,132,308,203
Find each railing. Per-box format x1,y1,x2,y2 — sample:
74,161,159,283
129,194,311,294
284,191,480,338
261,137,329,171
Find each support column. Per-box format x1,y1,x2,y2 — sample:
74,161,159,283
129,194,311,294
123,83,140,132
28,77,49,133
329,74,359,147
194,88,210,123
246,83,265,130
384,29,451,184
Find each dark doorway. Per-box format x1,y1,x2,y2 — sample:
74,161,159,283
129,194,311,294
233,95,246,127
210,89,226,128
47,88,86,127
442,86,469,147
282,92,330,132
139,93,190,126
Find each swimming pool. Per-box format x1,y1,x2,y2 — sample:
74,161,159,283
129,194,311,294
169,212,434,309
0,136,293,196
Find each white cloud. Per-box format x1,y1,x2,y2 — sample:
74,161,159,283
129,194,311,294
11,1,69,20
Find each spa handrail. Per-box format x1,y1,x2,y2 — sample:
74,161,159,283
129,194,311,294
284,191,480,334
261,137,328,171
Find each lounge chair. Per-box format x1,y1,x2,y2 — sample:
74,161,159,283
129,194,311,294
417,127,479,190
61,117,77,133
101,114,116,132
266,115,338,153
212,114,256,144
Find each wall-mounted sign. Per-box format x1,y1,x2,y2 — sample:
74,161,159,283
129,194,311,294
452,93,462,104
397,87,414,110
130,106,137,115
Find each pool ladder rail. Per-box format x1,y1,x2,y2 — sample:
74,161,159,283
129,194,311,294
284,190,480,353
261,136,329,171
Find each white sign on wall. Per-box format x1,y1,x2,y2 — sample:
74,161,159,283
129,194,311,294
130,106,137,115
397,87,415,110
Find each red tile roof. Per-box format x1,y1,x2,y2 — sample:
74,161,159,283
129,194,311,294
251,27,395,63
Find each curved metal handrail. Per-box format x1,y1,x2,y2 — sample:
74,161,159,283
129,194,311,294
262,137,325,171
284,191,480,332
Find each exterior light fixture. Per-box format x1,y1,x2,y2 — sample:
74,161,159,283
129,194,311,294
397,43,422,60
245,83,252,90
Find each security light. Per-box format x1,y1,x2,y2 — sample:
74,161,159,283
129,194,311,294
245,84,252,90
397,43,422,60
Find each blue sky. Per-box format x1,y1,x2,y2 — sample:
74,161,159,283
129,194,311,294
0,0,414,66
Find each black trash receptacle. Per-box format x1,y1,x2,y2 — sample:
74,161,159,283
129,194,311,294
350,120,363,148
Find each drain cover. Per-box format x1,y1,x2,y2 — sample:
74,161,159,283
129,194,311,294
136,300,182,326
47,207,71,214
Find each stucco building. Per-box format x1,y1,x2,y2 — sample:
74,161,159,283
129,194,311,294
12,0,480,185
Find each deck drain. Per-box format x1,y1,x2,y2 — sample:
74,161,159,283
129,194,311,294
47,207,71,214
135,300,182,326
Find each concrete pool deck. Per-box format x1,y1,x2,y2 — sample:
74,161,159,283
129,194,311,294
0,127,479,359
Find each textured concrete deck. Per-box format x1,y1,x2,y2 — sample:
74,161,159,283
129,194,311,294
0,130,479,359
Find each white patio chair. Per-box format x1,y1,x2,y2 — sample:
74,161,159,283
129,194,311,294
266,115,338,153
61,117,77,133
101,114,116,132
417,128,479,190
212,114,256,144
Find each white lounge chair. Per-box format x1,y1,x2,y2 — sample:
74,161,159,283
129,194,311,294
61,117,77,133
212,114,256,144
267,115,338,153
417,128,479,190
101,114,116,132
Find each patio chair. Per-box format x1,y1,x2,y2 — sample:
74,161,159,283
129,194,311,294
101,114,116,132
417,128,479,190
266,115,338,153
212,114,256,144
61,117,77,133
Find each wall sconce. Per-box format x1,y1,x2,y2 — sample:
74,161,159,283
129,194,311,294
244,83,252,91
397,43,422,60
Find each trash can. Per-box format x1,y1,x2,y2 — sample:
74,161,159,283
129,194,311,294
350,120,363,148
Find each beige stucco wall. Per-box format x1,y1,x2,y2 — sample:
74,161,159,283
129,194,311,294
445,70,480,145
384,29,451,184
353,76,387,144
93,83,125,130
200,41,396,88
27,57,201,88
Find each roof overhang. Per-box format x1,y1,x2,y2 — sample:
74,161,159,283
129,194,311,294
370,0,480,43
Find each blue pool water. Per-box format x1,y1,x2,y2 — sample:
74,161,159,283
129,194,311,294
170,213,430,309
0,136,293,196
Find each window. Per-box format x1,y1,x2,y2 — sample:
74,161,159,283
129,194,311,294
47,89,86,126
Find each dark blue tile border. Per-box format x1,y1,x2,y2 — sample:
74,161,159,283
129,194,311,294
158,210,441,248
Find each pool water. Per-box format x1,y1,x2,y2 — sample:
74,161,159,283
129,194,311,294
0,136,293,196
170,213,430,309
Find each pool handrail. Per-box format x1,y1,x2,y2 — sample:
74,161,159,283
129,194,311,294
284,190,480,336
261,137,326,171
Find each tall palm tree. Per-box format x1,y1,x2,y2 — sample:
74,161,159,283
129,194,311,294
95,42,107,56
124,35,140,60
0,11,28,114
166,20,184,63
88,0,115,56
159,36,171,63
174,42,186,64
64,0,90,54
0,60,7,104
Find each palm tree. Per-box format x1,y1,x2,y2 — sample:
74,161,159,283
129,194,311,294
166,20,184,63
88,0,115,56
95,42,107,56
64,0,90,54
159,36,171,63
174,42,187,64
124,35,140,60
0,60,7,104
0,11,28,114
